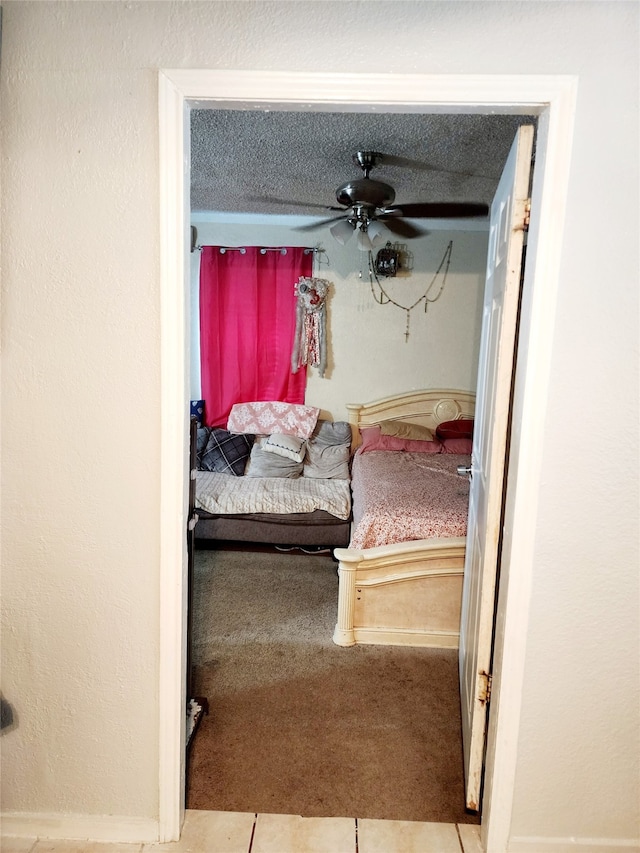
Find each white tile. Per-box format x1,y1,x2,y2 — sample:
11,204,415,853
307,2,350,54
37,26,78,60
0,839,38,853
358,818,462,853
143,810,255,853
251,813,355,853
458,823,483,853
33,843,142,853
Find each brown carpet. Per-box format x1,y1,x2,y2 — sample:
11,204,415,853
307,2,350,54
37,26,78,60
187,547,479,825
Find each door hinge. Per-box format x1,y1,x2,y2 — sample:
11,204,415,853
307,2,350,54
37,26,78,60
478,671,493,705
514,198,531,232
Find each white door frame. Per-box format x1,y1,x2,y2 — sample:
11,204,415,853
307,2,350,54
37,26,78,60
158,70,577,849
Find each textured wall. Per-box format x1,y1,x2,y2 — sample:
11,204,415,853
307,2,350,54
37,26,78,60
190,218,488,418
1,2,164,818
1,0,638,846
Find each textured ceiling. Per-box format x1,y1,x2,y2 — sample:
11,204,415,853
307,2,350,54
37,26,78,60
190,110,536,218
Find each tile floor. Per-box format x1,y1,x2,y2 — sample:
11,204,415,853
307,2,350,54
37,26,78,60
1,810,483,853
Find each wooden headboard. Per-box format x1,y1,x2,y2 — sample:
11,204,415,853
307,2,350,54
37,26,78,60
346,388,475,449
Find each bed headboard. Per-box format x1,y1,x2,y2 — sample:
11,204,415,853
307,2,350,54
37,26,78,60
346,388,475,448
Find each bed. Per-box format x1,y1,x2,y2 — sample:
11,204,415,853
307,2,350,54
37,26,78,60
194,474,352,547
193,404,353,549
333,388,475,649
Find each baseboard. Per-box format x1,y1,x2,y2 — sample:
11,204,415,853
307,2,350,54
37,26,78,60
0,812,159,843
508,835,640,852
353,626,459,648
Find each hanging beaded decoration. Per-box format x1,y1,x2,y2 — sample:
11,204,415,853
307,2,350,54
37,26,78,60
291,276,330,377
368,240,453,342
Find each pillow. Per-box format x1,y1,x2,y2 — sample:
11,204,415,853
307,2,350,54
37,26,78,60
310,419,352,446
190,399,205,425
441,437,474,454
359,426,442,454
245,443,303,478
379,420,435,441
200,428,255,476
196,426,211,468
262,433,306,463
436,418,475,441
304,419,352,479
304,443,350,479
227,401,320,439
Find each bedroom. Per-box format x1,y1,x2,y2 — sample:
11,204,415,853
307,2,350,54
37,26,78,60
185,108,531,822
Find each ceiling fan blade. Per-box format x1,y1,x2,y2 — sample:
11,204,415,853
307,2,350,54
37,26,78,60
294,214,351,232
379,154,444,172
244,194,343,212
378,217,427,239
383,202,489,219
380,154,496,181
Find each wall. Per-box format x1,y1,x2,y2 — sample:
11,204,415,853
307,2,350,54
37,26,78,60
191,216,488,419
1,2,637,848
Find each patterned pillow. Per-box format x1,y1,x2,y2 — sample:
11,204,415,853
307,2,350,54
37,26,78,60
190,399,205,425
196,427,211,468
200,428,254,476
262,433,307,463
227,401,320,439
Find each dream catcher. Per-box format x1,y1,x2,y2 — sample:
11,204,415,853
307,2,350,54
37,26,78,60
291,276,330,378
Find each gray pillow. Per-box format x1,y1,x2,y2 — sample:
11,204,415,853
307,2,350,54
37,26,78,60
245,443,303,478
310,419,352,446
304,443,350,479
303,420,351,479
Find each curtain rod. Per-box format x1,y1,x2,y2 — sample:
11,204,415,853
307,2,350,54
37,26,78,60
193,245,320,255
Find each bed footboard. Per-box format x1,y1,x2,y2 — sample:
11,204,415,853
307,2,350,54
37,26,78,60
333,538,466,648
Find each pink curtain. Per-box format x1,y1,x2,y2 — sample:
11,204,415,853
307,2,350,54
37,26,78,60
199,246,312,427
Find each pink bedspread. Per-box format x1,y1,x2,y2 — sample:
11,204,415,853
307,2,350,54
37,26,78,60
349,450,471,549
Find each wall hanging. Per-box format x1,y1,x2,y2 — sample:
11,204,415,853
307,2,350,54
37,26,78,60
367,240,453,342
373,241,415,277
291,277,330,378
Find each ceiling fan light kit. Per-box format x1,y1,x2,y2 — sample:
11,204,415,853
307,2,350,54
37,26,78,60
356,222,386,252
329,218,355,245
356,229,373,253
365,219,386,243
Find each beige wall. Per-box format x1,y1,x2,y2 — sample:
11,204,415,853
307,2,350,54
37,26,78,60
190,218,488,419
1,1,638,848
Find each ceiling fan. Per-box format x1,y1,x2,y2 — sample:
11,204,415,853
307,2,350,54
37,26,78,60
288,151,490,250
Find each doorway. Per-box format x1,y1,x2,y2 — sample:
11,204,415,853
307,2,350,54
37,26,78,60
158,70,577,848
186,110,516,823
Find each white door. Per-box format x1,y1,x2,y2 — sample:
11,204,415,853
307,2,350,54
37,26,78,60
459,125,534,812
